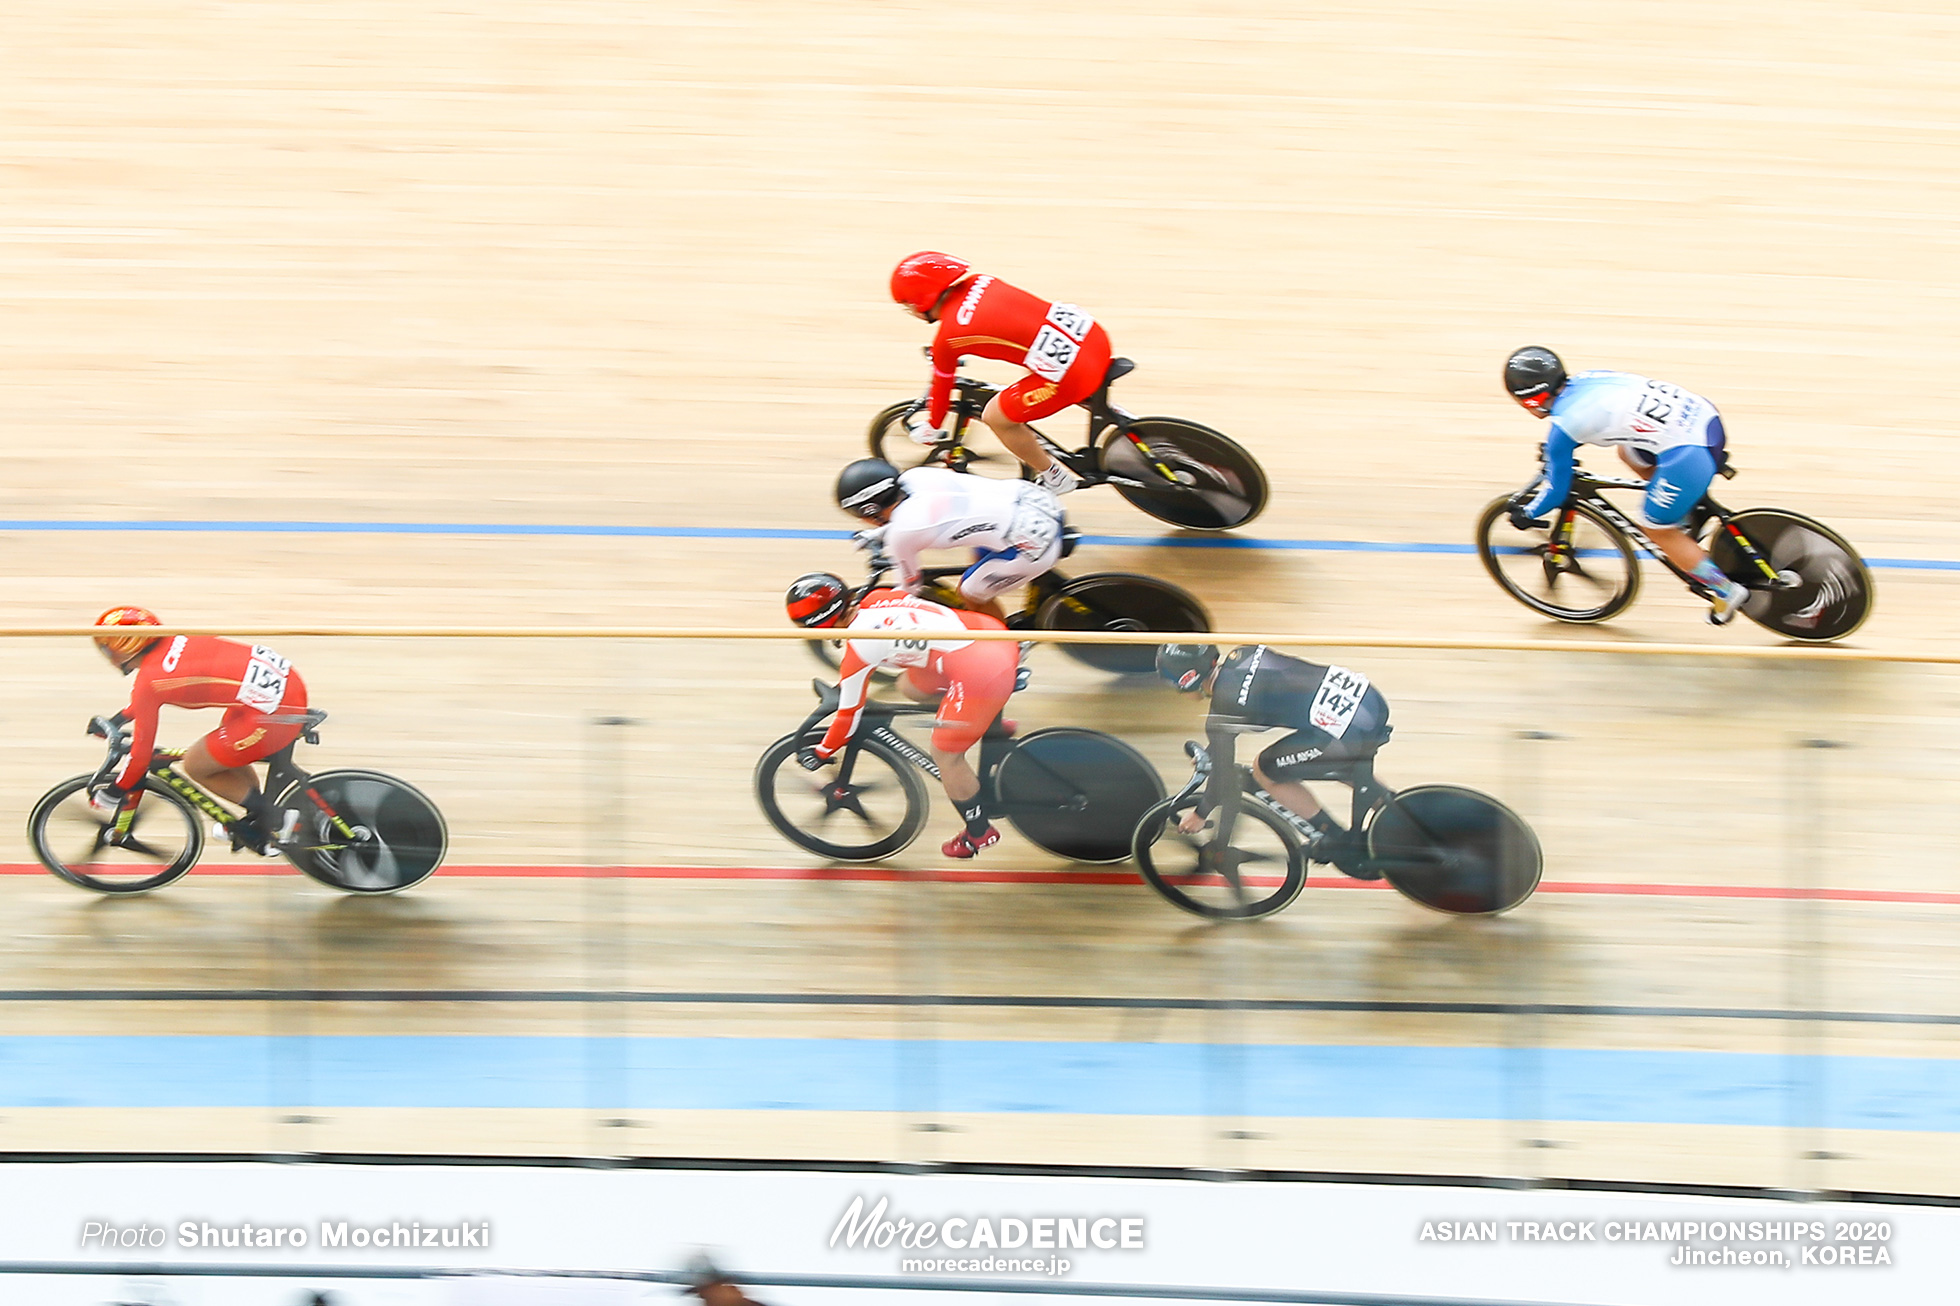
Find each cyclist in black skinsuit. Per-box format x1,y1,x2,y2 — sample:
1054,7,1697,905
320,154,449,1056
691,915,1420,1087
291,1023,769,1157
1157,643,1392,880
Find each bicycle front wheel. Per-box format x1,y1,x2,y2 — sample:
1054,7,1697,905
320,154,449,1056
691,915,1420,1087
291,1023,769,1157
1099,418,1268,530
1034,572,1211,675
1475,496,1640,623
755,730,931,862
867,401,1023,478
1132,792,1306,920
278,769,447,894
1710,509,1874,643
992,728,1163,864
1367,784,1541,916
28,775,203,894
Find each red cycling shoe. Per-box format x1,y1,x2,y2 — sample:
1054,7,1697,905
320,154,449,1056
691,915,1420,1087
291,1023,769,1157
942,826,1002,859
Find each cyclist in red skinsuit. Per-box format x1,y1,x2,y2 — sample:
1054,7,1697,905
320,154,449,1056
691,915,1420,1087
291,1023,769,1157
91,607,309,854
891,252,1113,497
793,587,1020,859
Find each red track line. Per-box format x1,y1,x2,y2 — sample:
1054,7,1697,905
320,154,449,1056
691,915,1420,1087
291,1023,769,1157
1,863,1956,904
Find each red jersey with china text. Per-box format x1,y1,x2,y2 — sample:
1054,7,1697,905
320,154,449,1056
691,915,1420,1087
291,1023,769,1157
925,276,1101,427
112,635,308,788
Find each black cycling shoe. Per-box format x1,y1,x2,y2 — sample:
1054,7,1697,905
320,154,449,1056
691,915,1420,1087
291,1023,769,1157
1313,831,1382,881
227,820,275,857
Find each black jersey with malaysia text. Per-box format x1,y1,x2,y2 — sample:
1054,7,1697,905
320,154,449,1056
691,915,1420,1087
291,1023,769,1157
1208,645,1387,742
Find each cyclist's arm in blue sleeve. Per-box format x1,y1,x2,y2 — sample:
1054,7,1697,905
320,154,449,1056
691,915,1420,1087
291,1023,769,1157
1523,425,1578,519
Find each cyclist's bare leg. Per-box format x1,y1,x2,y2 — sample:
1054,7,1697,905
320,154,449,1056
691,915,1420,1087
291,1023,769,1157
980,394,1059,475
932,747,981,806
183,739,259,806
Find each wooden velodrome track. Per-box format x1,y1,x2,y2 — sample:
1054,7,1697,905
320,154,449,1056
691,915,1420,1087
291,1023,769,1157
2,0,1958,1197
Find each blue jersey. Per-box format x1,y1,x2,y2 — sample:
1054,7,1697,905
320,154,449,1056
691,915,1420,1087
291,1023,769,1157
1524,371,1725,521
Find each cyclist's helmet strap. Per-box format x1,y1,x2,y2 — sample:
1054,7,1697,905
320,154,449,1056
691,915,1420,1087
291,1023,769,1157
1503,346,1567,402
785,572,851,629
1156,643,1220,693
835,458,905,519
93,605,164,672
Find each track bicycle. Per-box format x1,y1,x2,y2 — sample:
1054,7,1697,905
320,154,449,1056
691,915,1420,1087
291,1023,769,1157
756,680,1165,864
1132,742,1542,921
805,543,1210,678
868,357,1269,531
27,712,448,896
1474,464,1873,641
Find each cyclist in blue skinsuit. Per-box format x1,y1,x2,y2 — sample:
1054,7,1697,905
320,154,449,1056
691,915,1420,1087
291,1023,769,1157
1502,346,1748,625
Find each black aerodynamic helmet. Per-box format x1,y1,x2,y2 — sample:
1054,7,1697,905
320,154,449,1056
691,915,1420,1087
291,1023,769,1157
785,572,851,629
1156,643,1221,693
1503,346,1567,402
835,458,905,519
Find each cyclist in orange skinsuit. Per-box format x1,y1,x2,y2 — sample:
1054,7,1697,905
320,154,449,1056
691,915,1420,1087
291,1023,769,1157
890,251,1114,497
788,586,1019,859
91,606,309,854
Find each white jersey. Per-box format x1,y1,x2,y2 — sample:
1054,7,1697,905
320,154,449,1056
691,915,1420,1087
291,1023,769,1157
884,467,1064,592
1550,370,1723,458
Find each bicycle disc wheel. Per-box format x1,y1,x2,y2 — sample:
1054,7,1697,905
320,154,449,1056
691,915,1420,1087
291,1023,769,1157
1099,418,1268,530
28,775,203,894
1132,792,1306,920
992,728,1163,864
867,401,1023,478
1034,572,1211,675
1475,495,1640,623
1367,784,1541,916
755,730,930,861
1708,509,1874,643
277,769,447,894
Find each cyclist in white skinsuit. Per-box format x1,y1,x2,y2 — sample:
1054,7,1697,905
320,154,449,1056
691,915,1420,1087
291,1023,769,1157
1504,347,1749,624
833,459,1067,621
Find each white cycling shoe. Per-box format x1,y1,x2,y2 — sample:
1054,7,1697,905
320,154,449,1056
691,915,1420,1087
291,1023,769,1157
1033,462,1082,495
1706,579,1749,626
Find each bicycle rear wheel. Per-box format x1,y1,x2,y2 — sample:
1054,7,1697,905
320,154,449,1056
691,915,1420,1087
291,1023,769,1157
755,729,931,861
992,728,1163,864
1034,572,1210,675
27,775,204,894
1099,418,1268,530
1709,509,1873,643
868,401,1024,478
1132,792,1306,919
1475,496,1640,623
278,769,447,894
1366,784,1541,916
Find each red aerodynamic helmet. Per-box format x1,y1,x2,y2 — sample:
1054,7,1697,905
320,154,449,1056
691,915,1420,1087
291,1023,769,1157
93,605,164,669
890,251,972,319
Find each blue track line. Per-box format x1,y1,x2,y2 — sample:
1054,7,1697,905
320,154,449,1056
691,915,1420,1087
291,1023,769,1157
3,518,1957,570
0,1036,1955,1130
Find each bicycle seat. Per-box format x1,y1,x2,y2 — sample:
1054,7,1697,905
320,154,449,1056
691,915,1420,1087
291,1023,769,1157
1103,357,1135,388
267,707,329,743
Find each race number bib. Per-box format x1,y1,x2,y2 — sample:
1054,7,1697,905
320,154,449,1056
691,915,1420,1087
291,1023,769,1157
1309,665,1370,740
1023,304,1094,381
237,645,291,712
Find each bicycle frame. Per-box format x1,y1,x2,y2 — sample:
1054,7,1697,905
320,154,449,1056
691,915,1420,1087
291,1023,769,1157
1546,467,1789,594
1169,743,1392,851
926,369,1195,496
788,682,1018,808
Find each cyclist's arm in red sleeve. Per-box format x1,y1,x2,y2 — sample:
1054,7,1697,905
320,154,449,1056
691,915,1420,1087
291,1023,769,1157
112,679,161,791
924,330,960,429
816,647,876,757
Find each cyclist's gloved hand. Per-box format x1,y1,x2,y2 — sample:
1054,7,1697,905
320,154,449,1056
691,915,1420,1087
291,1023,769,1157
904,409,947,447
796,746,833,772
1506,492,1549,532
852,525,888,553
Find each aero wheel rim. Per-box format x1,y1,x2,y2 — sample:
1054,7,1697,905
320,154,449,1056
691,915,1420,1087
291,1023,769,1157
1486,508,1633,620
310,777,443,890
1723,516,1870,642
996,732,1162,863
767,748,914,858
1102,438,1255,529
41,786,196,890
1370,789,1540,915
